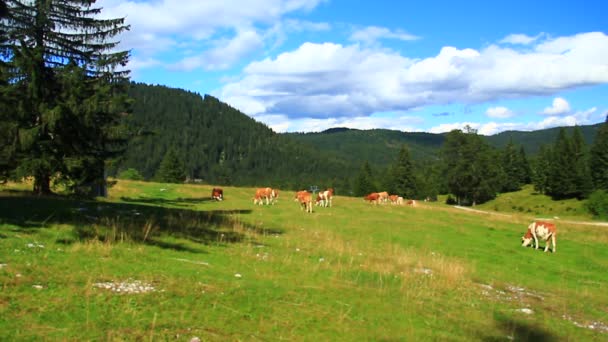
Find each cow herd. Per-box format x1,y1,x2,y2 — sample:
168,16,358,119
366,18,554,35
210,187,557,253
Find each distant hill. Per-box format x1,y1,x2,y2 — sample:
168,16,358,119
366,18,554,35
115,83,353,190
115,83,603,189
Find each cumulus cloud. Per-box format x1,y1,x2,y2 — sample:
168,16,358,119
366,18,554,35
257,112,424,132
349,26,420,45
485,106,515,119
541,97,571,115
430,106,598,136
220,32,608,120
97,0,326,69
500,33,543,45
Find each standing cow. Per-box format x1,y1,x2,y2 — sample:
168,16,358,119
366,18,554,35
317,188,334,207
211,188,223,201
521,221,557,253
295,190,313,213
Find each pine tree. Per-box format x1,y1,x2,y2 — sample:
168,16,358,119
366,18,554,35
590,116,608,190
532,145,551,194
390,145,417,198
1,0,130,194
546,128,577,199
354,161,375,197
571,126,593,198
517,146,532,185
501,139,521,192
155,149,186,184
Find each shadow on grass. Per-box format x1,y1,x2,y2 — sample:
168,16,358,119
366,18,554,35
480,314,559,342
120,196,217,208
0,192,283,252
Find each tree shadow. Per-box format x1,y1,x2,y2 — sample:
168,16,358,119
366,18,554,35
479,314,560,342
0,193,283,252
120,196,217,207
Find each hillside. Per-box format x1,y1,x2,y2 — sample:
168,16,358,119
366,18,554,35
115,83,602,189
116,83,354,190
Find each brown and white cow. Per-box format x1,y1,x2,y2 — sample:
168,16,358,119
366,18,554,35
294,190,313,213
521,221,557,253
254,187,277,205
388,195,399,204
364,192,380,205
406,199,417,207
317,188,334,207
211,188,224,201
378,191,389,204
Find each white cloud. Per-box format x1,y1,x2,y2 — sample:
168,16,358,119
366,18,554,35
429,107,598,136
500,33,543,45
258,112,424,132
542,97,571,116
171,29,264,71
220,32,608,120
485,106,515,119
350,26,420,45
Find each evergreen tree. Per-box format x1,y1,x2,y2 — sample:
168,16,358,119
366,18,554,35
571,126,593,198
354,161,375,196
155,149,186,183
1,0,130,194
546,128,577,199
441,126,500,205
590,115,608,190
532,145,552,194
517,146,532,184
390,145,417,198
501,139,521,192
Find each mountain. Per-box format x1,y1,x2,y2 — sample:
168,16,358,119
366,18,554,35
115,83,602,191
115,83,354,190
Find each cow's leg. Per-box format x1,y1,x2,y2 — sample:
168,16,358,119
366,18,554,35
551,234,556,253
544,238,550,252
532,231,539,250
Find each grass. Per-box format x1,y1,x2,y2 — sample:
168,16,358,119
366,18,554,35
1,180,607,340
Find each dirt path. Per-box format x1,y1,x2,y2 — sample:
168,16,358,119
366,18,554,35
453,205,608,227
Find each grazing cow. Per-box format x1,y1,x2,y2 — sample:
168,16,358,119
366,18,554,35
364,192,380,205
388,195,399,204
317,188,334,207
378,191,389,204
521,221,557,253
254,187,276,205
294,190,313,213
211,188,223,201
396,196,404,205
406,199,417,207
315,193,323,206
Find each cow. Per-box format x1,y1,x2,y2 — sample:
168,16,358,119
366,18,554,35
388,195,399,204
396,196,404,205
364,192,380,205
378,191,389,204
315,193,323,206
521,221,557,253
317,188,334,207
294,190,313,213
406,199,417,207
211,188,223,201
254,187,276,205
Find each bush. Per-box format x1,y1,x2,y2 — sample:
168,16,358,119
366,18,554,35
118,168,144,181
585,190,608,219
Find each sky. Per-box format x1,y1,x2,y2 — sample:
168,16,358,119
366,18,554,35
97,0,608,135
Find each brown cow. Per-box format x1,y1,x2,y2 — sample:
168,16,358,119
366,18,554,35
522,221,557,253
406,199,417,207
254,187,276,205
388,195,399,204
211,188,223,201
378,191,389,204
364,192,380,205
295,190,313,213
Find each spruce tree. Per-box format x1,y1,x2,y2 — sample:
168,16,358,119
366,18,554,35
155,149,186,184
590,116,608,190
390,145,417,198
517,146,532,185
354,161,375,197
501,139,521,192
571,126,593,198
532,145,551,194
1,0,130,194
547,128,577,199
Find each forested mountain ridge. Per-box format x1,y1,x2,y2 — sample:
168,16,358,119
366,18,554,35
286,124,603,167
115,83,602,192
114,83,354,190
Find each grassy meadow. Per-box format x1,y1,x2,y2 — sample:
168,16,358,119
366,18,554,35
1,180,607,341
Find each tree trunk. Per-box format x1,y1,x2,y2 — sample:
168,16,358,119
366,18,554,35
33,173,51,195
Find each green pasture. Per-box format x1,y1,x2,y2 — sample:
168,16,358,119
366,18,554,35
1,180,607,340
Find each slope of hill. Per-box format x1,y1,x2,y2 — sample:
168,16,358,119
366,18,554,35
116,83,354,190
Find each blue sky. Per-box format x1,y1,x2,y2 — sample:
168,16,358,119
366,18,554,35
99,0,608,134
